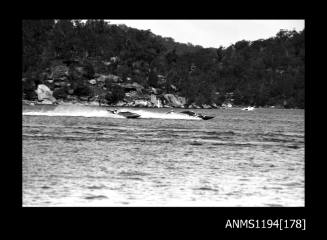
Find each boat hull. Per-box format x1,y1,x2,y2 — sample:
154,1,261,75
199,115,215,120
107,110,141,119
180,111,214,120
122,113,141,119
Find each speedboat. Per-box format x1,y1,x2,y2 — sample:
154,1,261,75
180,110,197,117
180,110,215,120
108,109,141,119
199,115,215,120
241,106,255,111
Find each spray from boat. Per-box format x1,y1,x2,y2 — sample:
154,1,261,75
23,105,208,120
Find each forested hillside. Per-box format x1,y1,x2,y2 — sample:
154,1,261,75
22,20,304,108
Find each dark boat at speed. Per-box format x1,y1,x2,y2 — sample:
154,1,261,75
107,109,141,119
180,111,215,120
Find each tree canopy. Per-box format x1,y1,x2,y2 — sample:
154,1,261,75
22,20,305,108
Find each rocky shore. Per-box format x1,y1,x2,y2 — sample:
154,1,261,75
22,59,290,110
22,59,223,109
22,98,221,109
23,98,286,110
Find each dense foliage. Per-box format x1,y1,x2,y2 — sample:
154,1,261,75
22,20,305,108
104,85,125,104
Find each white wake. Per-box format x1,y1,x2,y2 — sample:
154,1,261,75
23,105,201,120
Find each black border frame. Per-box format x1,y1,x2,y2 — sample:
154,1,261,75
16,12,312,234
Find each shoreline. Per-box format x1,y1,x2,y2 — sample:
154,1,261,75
22,100,303,110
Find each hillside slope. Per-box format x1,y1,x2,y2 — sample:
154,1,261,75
22,20,304,108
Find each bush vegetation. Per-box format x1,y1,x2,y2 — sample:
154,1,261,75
23,20,305,108
104,85,125,104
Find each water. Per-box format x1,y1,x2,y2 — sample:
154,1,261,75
22,105,304,206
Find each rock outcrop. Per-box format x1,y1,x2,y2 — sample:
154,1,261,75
24,59,223,108
202,104,212,109
222,103,233,108
163,94,184,108
150,94,162,108
115,101,126,107
89,79,97,85
211,103,219,108
35,84,56,103
134,99,150,107
188,103,201,109
177,96,186,106
149,87,158,94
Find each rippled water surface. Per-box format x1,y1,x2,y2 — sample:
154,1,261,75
23,105,304,206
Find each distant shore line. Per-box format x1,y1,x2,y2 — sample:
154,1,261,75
22,100,303,110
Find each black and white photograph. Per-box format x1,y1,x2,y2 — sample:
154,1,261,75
22,19,305,207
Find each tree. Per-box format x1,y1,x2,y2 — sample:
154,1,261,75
22,19,304,108
53,87,68,99
22,78,38,100
105,85,125,104
165,49,177,65
74,84,92,97
148,69,159,87
48,20,76,59
23,20,55,75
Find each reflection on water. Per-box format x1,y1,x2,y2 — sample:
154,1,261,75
23,107,304,206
